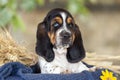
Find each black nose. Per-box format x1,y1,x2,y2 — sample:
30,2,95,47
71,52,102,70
60,31,71,39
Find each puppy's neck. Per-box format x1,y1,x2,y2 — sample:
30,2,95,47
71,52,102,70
53,47,67,55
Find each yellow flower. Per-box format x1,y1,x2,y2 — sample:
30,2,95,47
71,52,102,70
100,69,117,80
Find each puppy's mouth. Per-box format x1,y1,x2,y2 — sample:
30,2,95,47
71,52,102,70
55,38,73,49
62,39,72,46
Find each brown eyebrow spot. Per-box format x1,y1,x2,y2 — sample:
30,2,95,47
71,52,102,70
52,16,62,24
67,17,72,24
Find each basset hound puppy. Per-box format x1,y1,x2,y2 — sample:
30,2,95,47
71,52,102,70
36,8,95,74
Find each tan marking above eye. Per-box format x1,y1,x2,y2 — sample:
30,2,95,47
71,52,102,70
52,16,62,24
67,17,72,24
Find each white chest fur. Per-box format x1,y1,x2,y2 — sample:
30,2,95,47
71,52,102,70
38,48,89,74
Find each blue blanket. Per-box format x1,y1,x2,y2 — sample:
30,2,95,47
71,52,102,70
0,62,117,80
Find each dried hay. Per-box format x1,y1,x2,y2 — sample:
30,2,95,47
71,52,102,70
0,28,38,66
84,52,120,74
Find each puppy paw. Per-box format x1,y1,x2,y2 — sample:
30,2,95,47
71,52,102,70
89,66,103,72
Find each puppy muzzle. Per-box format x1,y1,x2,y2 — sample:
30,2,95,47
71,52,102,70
60,31,73,47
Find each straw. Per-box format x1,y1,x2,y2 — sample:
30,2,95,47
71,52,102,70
0,28,38,66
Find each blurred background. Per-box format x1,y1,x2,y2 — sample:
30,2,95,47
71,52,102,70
0,0,120,56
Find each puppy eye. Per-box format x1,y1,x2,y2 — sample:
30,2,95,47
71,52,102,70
53,22,60,27
68,23,73,27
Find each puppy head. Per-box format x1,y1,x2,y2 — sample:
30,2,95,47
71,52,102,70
44,9,76,49
36,8,85,63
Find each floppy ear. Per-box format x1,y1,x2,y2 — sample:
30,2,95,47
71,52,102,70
36,22,54,62
67,24,85,63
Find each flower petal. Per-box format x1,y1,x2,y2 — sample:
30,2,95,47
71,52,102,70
109,72,113,77
100,76,105,80
113,77,117,80
102,71,106,76
105,69,109,77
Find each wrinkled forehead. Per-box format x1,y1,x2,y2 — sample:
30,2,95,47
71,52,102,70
51,12,74,24
45,9,74,23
